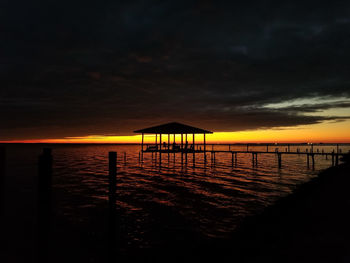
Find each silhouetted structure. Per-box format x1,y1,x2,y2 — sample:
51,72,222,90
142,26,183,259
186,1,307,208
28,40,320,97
134,122,213,153
108,152,117,262
0,147,5,213
38,148,53,263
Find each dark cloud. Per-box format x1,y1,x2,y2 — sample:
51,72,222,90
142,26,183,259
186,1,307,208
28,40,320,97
1,0,350,139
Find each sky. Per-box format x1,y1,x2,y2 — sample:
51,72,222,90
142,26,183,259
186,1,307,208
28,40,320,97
1,0,350,143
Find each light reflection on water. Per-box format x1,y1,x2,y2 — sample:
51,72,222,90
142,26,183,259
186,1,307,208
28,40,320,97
5,144,349,249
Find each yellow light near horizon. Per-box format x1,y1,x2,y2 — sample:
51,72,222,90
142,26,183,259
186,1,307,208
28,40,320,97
2,120,349,144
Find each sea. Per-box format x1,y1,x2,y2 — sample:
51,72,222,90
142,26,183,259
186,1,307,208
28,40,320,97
1,143,349,258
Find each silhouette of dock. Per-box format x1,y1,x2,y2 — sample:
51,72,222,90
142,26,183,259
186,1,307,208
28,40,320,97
133,122,348,168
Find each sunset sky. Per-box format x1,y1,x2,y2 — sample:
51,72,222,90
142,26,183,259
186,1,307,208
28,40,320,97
1,0,350,143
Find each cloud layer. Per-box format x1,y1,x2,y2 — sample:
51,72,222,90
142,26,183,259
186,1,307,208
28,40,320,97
1,0,350,139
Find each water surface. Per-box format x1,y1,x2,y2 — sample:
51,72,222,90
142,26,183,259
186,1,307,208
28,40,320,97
4,144,349,250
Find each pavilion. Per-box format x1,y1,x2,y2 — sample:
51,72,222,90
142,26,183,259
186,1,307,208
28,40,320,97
134,122,213,153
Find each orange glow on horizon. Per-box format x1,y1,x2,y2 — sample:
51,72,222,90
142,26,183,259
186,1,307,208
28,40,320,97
1,121,350,144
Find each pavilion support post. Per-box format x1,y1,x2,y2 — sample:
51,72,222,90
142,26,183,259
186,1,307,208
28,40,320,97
168,134,170,153
312,153,315,170
141,133,144,152
155,134,158,150
193,134,195,150
288,144,290,152
160,134,162,151
307,154,310,168
181,134,183,150
204,133,206,161
266,145,269,152
193,134,195,162
332,151,335,166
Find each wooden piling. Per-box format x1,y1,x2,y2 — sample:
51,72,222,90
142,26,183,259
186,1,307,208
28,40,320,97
38,148,53,263
307,153,310,168
331,151,334,166
277,153,282,168
108,152,117,261
336,154,339,166
0,146,6,214
311,153,315,170
0,146,5,178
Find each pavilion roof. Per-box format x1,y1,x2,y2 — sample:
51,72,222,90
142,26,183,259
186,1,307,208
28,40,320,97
134,122,213,134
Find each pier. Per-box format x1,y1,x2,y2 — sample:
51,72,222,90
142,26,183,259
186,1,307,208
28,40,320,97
133,122,348,168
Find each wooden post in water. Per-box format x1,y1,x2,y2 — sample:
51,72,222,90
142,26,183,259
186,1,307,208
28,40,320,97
0,146,6,214
266,145,269,152
246,144,249,152
203,134,206,162
311,153,315,170
307,153,310,168
336,154,339,166
160,134,163,151
108,152,117,262
277,153,282,168
232,152,234,166
141,133,144,152
38,148,53,263
288,144,290,152
331,151,335,166
0,146,5,177
155,134,158,150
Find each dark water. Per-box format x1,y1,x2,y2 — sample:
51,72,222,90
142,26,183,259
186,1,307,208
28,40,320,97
2,144,349,252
